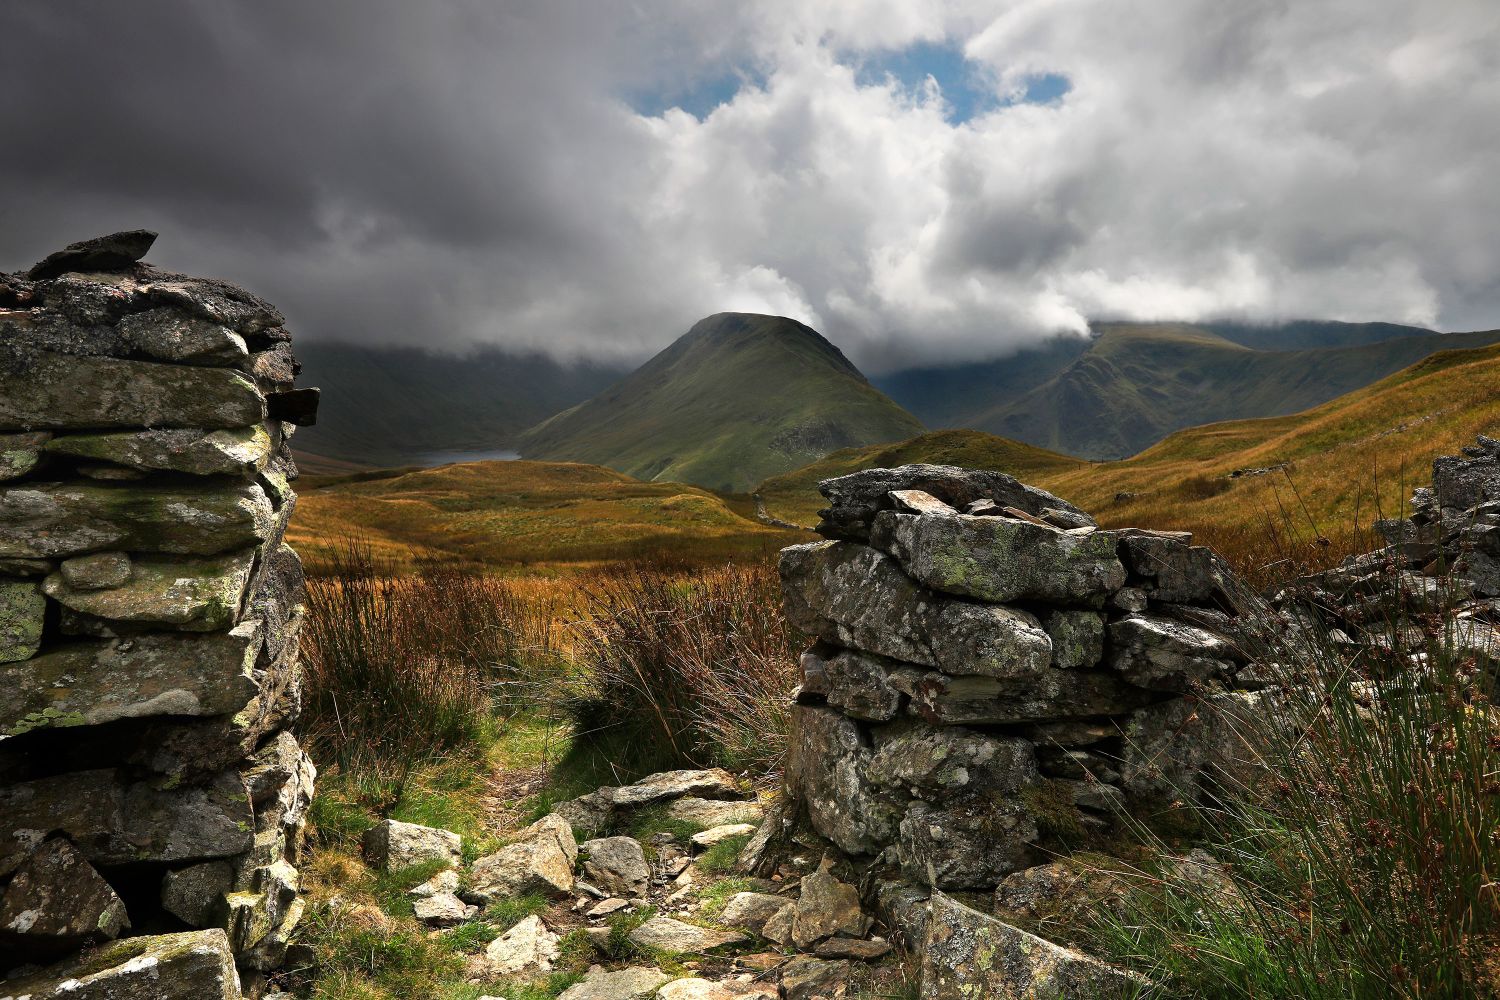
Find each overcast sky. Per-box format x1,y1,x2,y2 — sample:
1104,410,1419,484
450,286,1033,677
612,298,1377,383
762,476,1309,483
2,1,1496,370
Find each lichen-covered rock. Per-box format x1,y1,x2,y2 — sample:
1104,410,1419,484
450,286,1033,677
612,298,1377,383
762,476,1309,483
1042,609,1105,669
781,541,1052,680
869,723,1038,798
628,915,746,953
872,511,1125,605
801,646,921,721
24,230,157,281
815,464,1091,541
58,550,131,589
1107,614,1241,691
666,797,763,827
1117,532,1233,603
898,801,1038,890
778,955,851,1000
483,914,562,976
0,579,44,663
602,768,742,808
0,431,50,481
43,548,257,631
162,859,236,927
45,425,273,476
0,349,265,431
0,838,129,957
223,858,300,953
557,966,670,1000
117,307,249,366
719,892,789,935
467,815,576,902
919,893,1140,999
791,869,870,948
0,927,241,1000
362,819,461,872
581,837,650,898
784,705,901,855
0,624,261,737
0,478,274,558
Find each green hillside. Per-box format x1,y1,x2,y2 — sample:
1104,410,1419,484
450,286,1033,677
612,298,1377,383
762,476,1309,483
516,312,925,493
966,324,1500,459
293,342,628,468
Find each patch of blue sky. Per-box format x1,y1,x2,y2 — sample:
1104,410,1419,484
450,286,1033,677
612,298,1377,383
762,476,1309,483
852,39,1070,122
627,67,767,120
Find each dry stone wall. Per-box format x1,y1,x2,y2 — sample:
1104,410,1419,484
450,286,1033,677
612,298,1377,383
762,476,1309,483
778,464,1271,892
0,232,317,999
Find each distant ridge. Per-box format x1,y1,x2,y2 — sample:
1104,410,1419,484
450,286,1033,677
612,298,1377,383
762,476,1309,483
517,312,925,493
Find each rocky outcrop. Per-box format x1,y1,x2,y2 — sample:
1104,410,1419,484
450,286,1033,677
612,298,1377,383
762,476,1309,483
0,233,315,998
776,464,1273,996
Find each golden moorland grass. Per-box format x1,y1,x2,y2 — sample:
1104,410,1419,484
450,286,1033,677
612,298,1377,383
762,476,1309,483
287,459,807,574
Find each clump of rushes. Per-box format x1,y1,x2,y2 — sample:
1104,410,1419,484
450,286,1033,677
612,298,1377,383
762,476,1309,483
301,536,565,775
1092,569,1500,998
567,558,799,776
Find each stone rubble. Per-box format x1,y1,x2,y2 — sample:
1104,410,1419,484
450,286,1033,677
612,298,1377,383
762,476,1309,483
0,233,316,997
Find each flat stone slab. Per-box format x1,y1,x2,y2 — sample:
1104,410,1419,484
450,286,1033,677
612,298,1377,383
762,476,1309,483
0,624,261,738
46,425,273,476
912,670,1153,726
0,431,49,481
666,797,764,827
0,348,265,432
0,478,274,558
558,966,671,1000
628,915,747,953
0,837,129,953
1107,614,1239,691
691,824,757,849
0,927,240,999
25,230,157,280
872,510,1125,605
602,768,742,808
43,548,257,631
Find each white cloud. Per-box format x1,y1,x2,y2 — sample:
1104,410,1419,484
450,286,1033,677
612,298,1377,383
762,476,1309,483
3,0,1496,369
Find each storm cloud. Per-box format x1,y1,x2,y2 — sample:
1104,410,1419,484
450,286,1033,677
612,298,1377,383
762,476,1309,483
2,1,1496,370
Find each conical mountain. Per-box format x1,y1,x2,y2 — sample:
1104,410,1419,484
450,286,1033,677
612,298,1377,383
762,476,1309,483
517,312,924,492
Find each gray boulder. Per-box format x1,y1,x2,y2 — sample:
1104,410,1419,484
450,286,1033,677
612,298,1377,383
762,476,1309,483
161,859,235,927
1117,532,1233,604
557,966,670,1000
627,915,746,953
1107,614,1240,691
718,891,789,935
791,869,871,949
0,928,240,1000
117,307,249,366
467,815,577,902
362,819,461,872
581,836,650,898
872,511,1125,605
482,913,561,976
784,705,901,855
800,646,921,722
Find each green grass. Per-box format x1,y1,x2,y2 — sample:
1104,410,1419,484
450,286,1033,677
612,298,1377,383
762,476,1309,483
517,312,925,493
696,834,753,875
693,877,757,922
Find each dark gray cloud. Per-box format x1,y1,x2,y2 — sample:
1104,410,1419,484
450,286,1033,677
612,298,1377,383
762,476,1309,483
2,1,1496,371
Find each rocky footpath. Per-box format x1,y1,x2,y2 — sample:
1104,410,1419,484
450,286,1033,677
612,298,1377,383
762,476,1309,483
0,232,317,998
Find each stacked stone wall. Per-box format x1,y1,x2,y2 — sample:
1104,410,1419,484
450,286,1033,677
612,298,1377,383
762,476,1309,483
778,464,1271,892
0,232,316,998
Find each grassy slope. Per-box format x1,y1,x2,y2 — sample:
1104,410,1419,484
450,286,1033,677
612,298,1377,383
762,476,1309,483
287,459,807,573
294,342,628,467
761,342,1500,569
971,324,1500,460
516,313,925,493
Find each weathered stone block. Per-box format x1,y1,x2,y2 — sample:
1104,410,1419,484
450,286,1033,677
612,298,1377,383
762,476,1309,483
45,424,273,476
0,837,129,957
161,859,236,927
0,624,261,738
869,722,1038,798
0,348,265,431
911,671,1152,726
1107,614,1239,692
117,307,249,365
467,815,576,902
1120,690,1286,804
872,511,1125,605
781,541,1052,680
581,836,649,898
802,646,921,721
784,704,901,855
58,550,131,589
0,431,50,481
1043,608,1105,669
0,479,274,558
898,801,1038,890
362,819,461,871
0,927,241,999
0,578,44,663
920,893,1140,999
1117,533,1233,604
43,547,257,631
